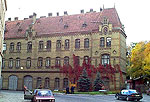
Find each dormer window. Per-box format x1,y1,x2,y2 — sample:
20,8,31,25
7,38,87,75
82,22,87,27
64,24,68,29
103,17,108,24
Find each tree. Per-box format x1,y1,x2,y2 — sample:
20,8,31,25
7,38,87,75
78,68,91,92
93,72,104,91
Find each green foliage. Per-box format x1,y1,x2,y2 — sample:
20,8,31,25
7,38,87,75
78,68,91,92
93,72,104,91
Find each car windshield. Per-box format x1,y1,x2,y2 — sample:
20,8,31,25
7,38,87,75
121,90,137,95
129,90,137,94
35,90,52,96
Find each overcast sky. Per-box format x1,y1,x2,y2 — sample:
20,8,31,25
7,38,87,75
5,0,150,45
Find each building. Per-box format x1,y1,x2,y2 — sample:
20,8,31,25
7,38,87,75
1,8,127,91
0,0,7,89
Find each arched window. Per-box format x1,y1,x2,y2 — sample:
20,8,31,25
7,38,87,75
39,41,44,50
47,40,51,50
2,58,5,69
16,57,20,68
101,54,110,66
84,38,89,48
44,77,50,89
106,37,111,47
38,57,43,68
84,56,89,64
45,57,51,68
75,39,80,49
9,58,13,68
64,56,69,65
55,78,60,89
55,57,61,67
63,78,68,88
37,77,42,88
26,57,31,68
65,39,69,49
10,42,14,52
100,37,105,47
103,27,108,34
16,42,21,52
27,41,32,52
56,40,61,50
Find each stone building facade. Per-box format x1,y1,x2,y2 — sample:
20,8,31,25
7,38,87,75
0,0,7,82
1,8,127,91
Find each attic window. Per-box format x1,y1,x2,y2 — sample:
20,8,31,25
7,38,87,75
18,28,22,32
16,22,20,26
64,24,68,29
82,22,87,27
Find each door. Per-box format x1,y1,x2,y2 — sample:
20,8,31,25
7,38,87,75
9,75,18,90
24,76,33,90
0,76,3,89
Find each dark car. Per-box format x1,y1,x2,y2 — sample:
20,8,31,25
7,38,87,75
115,89,143,101
24,89,55,102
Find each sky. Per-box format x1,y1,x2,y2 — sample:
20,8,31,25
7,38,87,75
5,0,150,45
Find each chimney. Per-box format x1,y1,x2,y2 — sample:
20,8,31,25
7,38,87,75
14,17,18,21
33,12,37,24
64,11,68,15
100,8,103,11
8,18,11,21
56,12,59,16
80,9,84,13
29,15,33,18
90,9,93,12
48,13,52,17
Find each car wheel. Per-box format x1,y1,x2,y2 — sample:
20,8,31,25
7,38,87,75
137,99,140,101
115,95,119,100
126,97,129,101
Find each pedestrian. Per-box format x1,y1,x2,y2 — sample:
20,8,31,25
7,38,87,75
71,86,75,94
66,86,70,94
38,84,43,89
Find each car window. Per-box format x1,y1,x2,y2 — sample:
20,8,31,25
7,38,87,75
129,90,137,94
37,90,52,96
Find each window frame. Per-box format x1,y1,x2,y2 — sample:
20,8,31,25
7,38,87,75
106,37,111,47
101,54,110,66
16,57,20,68
39,41,44,50
75,39,80,49
56,40,61,50
84,38,89,48
55,57,61,67
64,56,69,65
45,57,51,68
9,42,14,52
38,57,43,68
9,58,13,68
46,40,51,50
16,42,21,52
26,57,31,68
64,39,70,49
100,37,105,47
27,41,32,52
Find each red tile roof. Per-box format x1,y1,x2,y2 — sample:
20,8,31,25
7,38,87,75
5,8,122,39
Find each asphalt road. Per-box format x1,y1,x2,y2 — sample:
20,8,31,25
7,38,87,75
0,90,150,102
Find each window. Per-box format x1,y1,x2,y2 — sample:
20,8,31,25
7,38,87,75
38,57,43,68
16,42,21,52
65,39,69,49
56,40,61,50
47,40,51,50
55,57,61,67
100,37,105,47
45,57,51,68
37,77,42,88
84,56,89,64
26,57,31,68
27,41,32,52
75,39,80,49
84,38,89,48
39,41,44,50
10,42,14,52
44,77,50,89
106,37,111,47
101,54,110,66
2,58,5,69
16,57,20,68
103,27,108,34
64,56,69,65
55,78,60,89
9,58,13,68
63,78,68,88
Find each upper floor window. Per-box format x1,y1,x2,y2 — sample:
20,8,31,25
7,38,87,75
63,78,68,88
9,58,13,68
55,57,61,67
2,58,5,69
10,42,14,52
45,57,51,68
38,57,43,68
56,40,61,50
64,56,69,65
39,41,44,50
103,27,108,34
16,42,21,52
26,57,31,68
101,54,110,66
84,38,89,48
27,41,32,52
100,37,105,47
65,39,69,49
16,57,20,68
106,37,111,47
46,40,51,50
55,78,60,89
75,39,80,49
84,56,89,64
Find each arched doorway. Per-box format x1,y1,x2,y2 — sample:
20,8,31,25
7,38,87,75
9,75,18,90
24,76,33,90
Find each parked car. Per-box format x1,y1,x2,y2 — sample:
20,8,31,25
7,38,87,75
24,89,55,102
115,89,143,101
146,88,150,95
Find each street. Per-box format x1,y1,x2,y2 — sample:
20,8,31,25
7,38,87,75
0,90,150,102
